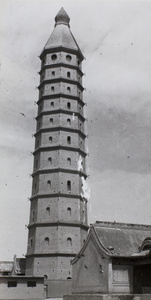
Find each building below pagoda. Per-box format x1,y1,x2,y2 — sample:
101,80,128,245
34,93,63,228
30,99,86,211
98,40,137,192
64,221,151,300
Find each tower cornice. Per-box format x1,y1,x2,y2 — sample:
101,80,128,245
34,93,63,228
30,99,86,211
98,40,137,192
38,78,84,91
30,193,88,202
37,93,85,106
28,221,89,230
34,127,86,139
31,168,87,179
39,63,84,76
40,46,84,61
33,145,87,157
36,109,85,122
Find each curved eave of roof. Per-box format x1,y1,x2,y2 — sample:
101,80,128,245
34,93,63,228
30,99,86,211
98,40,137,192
71,225,111,265
40,24,84,60
131,249,151,258
71,228,91,265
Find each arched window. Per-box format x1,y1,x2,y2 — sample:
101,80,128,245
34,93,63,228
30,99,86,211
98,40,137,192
47,180,51,188
50,118,53,124
44,237,49,246
67,136,71,144
67,102,71,109
49,136,52,142
48,157,52,165
67,118,71,125
67,207,71,216
51,101,54,108
51,86,54,92
46,207,50,215
52,71,55,76
66,55,72,61
67,237,72,246
67,87,71,93
67,180,71,191
67,71,70,78
67,158,71,166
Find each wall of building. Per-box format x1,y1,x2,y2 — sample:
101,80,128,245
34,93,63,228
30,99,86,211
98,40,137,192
39,97,84,114
46,278,72,298
0,276,44,299
112,264,133,293
72,238,109,294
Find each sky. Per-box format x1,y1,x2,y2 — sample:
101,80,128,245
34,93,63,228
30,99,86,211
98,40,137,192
0,0,151,260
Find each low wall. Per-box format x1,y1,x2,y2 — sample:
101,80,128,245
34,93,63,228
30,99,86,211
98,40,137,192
46,279,72,298
63,294,151,300
0,276,44,299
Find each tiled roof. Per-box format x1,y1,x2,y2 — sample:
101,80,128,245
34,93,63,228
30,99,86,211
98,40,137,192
0,261,13,274
93,221,151,257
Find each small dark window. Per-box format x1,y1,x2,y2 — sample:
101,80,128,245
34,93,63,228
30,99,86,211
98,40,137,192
67,277,72,279
47,180,51,188
51,54,57,60
67,180,71,191
66,55,72,61
67,136,71,144
34,183,37,191
50,118,53,124
67,87,71,93
67,237,72,246
48,157,52,164
27,281,36,287
51,101,54,107
49,136,52,142
67,71,70,78
67,102,71,109
36,140,39,148
46,207,50,215
51,86,54,91
8,281,17,287
67,207,71,216
67,118,71,125
77,59,80,66
52,71,55,76
44,275,48,279
44,237,49,246
67,158,71,166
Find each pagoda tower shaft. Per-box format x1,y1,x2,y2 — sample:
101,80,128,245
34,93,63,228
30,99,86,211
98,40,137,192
26,8,88,281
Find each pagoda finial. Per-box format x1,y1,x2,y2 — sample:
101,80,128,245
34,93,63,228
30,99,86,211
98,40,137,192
55,7,70,27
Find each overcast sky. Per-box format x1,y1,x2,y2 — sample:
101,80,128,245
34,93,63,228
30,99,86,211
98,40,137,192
0,0,151,260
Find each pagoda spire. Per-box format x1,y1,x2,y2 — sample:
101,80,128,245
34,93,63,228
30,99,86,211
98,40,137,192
55,7,70,27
